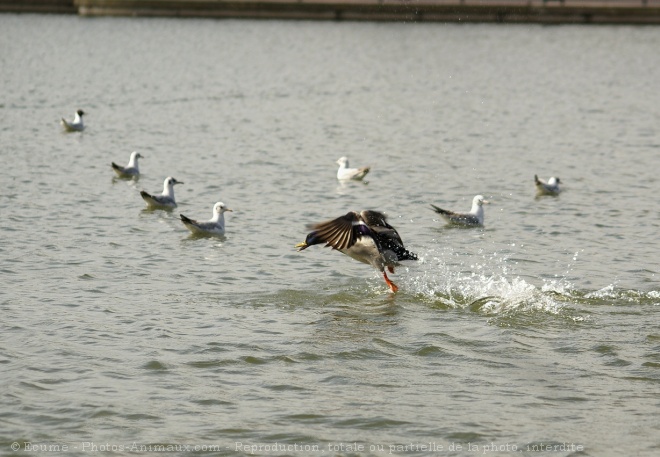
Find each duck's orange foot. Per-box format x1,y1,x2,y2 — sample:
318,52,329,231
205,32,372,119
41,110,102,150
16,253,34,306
387,266,395,274
383,271,398,293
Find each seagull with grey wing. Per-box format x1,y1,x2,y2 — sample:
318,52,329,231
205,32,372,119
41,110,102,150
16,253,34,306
336,156,370,181
61,109,85,132
534,175,561,195
430,195,489,227
180,202,232,236
112,151,143,178
140,177,183,209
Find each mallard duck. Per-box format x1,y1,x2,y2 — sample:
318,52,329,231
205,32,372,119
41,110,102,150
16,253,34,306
336,156,370,181
180,202,232,236
296,210,417,292
140,177,183,209
534,175,561,195
61,109,85,132
112,151,143,178
431,195,489,227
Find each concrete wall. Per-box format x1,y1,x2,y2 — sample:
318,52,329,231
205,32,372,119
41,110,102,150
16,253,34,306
2,0,660,24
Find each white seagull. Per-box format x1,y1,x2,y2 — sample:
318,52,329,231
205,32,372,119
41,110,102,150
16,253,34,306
431,195,489,227
180,202,232,236
61,109,85,132
535,175,561,195
336,156,370,181
140,177,183,209
112,151,143,178
295,210,418,293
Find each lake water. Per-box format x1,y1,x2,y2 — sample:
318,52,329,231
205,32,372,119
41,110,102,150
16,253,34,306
1,13,659,456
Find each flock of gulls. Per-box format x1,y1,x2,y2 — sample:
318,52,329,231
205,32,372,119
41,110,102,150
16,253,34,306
63,110,234,236
62,110,562,293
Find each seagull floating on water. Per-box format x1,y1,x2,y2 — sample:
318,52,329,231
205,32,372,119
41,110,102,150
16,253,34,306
295,210,418,293
336,157,370,181
431,195,489,227
180,202,232,236
140,177,183,209
61,109,85,132
112,151,143,178
534,175,561,195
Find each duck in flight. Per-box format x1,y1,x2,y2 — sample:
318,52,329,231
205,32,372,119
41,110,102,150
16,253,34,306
296,210,417,293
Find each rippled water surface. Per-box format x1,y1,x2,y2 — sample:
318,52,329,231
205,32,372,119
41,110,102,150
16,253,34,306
1,14,659,456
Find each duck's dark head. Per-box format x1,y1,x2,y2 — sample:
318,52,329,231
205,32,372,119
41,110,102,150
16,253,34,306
295,231,323,251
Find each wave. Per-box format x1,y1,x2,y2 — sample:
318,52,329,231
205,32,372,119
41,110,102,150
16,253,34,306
403,248,659,317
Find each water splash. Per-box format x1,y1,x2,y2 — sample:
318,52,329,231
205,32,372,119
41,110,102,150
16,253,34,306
585,285,660,305
405,246,577,316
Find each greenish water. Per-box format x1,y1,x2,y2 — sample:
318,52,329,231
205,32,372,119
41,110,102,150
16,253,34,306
1,14,659,456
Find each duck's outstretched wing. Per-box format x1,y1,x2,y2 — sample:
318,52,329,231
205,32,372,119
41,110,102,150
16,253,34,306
361,210,400,243
361,210,417,261
308,211,366,251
